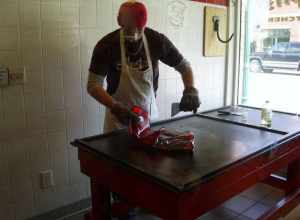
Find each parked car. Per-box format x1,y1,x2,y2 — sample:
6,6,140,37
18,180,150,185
250,42,300,73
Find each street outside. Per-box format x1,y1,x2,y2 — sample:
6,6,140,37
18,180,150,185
242,0,300,114
242,69,300,114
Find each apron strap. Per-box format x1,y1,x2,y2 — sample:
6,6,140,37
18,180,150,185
142,33,154,84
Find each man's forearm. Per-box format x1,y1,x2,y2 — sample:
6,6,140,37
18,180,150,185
174,59,195,89
88,85,115,109
177,63,201,112
180,66,194,89
87,71,116,109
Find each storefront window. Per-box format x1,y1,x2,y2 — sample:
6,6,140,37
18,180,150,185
239,0,300,113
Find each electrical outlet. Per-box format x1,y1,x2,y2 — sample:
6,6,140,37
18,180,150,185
9,68,27,85
0,66,9,87
40,170,55,189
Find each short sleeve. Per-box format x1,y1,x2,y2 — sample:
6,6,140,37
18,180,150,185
159,34,184,68
89,39,111,77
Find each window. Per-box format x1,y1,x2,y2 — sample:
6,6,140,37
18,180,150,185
274,43,288,52
238,0,300,113
287,43,300,53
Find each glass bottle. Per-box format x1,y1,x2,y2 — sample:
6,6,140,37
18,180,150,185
261,100,272,127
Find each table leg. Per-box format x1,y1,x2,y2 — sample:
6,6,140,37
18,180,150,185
286,159,300,195
85,178,111,220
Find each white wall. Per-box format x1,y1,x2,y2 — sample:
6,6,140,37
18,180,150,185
0,0,226,219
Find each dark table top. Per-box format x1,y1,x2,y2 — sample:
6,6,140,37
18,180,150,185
73,106,300,192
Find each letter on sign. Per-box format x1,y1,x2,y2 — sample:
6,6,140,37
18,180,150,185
269,0,300,10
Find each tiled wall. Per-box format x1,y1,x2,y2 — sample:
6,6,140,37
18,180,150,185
0,0,226,219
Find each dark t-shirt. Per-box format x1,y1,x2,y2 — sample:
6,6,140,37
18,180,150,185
89,27,183,95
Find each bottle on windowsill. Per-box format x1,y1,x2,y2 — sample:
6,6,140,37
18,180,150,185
261,100,272,127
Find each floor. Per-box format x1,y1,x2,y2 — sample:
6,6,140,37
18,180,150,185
59,183,291,220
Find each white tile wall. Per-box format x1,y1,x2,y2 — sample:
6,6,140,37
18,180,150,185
27,134,50,178
13,180,35,220
48,132,69,187
66,108,85,144
0,0,226,218
56,182,89,206
0,187,15,220
80,0,97,28
21,30,42,73
46,111,66,133
20,2,41,30
61,4,80,28
41,2,61,29
0,143,10,188
96,0,113,32
0,29,19,51
8,139,31,189
61,29,82,109
68,148,83,184
24,90,44,114
33,187,62,215
0,2,18,29
1,87,26,139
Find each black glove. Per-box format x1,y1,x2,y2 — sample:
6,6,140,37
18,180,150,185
180,87,201,113
110,102,140,125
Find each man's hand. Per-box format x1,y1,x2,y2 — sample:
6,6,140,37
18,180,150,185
180,87,201,113
110,102,140,125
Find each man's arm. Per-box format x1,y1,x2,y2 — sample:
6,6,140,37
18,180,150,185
174,59,194,89
175,59,201,112
158,33,200,112
87,72,115,109
87,72,139,124
158,33,195,89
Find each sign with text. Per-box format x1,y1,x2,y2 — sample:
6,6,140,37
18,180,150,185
268,15,300,22
269,0,300,10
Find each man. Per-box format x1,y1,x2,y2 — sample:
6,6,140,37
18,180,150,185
87,2,200,219
87,0,200,135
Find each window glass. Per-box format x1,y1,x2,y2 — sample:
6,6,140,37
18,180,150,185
287,43,300,52
239,0,300,113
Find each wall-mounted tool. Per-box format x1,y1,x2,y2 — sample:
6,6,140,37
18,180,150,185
212,15,234,44
204,6,234,57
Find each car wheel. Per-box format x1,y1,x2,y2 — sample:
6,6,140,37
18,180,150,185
250,60,262,72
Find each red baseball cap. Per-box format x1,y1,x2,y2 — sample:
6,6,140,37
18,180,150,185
118,1,147,29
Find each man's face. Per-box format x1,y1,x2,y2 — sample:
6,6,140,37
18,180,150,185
123,26,144,42
121,7,144,42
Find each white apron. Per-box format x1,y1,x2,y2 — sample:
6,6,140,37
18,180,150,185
103,30,158,133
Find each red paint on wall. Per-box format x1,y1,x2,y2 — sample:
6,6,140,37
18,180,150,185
192,0,228,6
